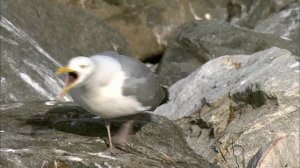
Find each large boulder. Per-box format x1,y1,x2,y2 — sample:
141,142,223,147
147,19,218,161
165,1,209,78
52,0,230,60
0,102,216,168
157,20,299,86
0,0,130,103
1,0,130,64
154,47,300,167
254,2,300,43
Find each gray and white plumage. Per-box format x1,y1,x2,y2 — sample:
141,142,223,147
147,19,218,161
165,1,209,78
56,51,165,155
61,51,165,119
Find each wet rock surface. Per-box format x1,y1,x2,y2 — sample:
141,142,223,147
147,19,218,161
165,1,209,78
155,47,300,167
157,20,299,86
0,102,216,168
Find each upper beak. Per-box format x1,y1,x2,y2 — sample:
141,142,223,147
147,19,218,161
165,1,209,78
55,66,76,97
55,67,75,75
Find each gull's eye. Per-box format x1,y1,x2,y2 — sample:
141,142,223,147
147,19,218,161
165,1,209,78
80,64,88,68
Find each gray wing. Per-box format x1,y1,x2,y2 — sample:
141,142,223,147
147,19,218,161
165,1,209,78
101,51,165,110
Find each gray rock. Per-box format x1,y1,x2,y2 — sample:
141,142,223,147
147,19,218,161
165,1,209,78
0,102,217,168
1,0,130,64
155,47,299,167
155,46,299,119
227,0,297,28
255,2,300,43
247,133,299,168
157,20,299,86
0,0,130,102
0,18,65,102
157,47,201,86
52,0,230,60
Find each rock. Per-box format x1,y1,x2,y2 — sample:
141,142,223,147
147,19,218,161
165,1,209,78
247,132,299,168
52,0,230,60
157,47,202,86
1,0,130,64
154,47,300,167
156,48,299,119
0,0,130,102
0,17,65,102
227,0,296,28
157,20,299,86
0,102,216,168
254,2,300,43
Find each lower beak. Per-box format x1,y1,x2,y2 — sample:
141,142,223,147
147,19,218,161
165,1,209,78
60,83,76,97
55,67,76,97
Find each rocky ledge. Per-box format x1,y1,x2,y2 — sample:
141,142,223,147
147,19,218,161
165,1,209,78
0,102,216,168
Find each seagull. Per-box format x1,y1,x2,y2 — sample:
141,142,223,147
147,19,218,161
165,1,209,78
55,51,165,154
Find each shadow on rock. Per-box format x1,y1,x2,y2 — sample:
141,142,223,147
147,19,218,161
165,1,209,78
26,104,152,139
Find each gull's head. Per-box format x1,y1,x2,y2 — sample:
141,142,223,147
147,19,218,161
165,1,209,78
55,56,95,96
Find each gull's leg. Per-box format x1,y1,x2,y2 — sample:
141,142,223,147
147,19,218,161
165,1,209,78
105,120,123,155
105,120,113,150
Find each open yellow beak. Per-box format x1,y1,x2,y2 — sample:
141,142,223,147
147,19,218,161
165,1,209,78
55,67,77,97
55,67,75,75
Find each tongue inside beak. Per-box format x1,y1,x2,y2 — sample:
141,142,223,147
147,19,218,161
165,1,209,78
55,67,79,97
60,72,79,97
66,72,78,87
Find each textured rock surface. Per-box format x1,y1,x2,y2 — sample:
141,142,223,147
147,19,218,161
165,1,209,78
0,102,216,168
227,0,297,28
255,2,300,43
247,133,299,168
155,47,300,167
156,47,299,119
0,17,66,102
0,0,130,103
157,20,299,86
52,0,230,60
1,0,130,64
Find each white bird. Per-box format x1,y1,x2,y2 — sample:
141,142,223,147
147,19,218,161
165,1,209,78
55,51,165,154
